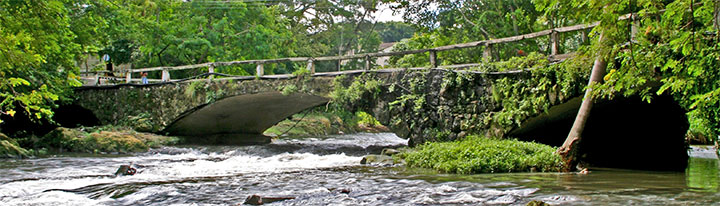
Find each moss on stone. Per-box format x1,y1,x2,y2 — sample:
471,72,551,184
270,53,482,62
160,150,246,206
41,127,178,154
1,133,29,158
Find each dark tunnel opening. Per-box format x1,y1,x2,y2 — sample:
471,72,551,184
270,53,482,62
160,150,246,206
0,103,100,137
53,104,101,128
511,95,689,171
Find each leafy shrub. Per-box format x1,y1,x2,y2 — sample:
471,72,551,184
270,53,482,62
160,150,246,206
488,55,591,129
400,135,563,174
356,111,380,127
292,68,311,76
686,110,717,144
330,75,382,106
279,84,298,96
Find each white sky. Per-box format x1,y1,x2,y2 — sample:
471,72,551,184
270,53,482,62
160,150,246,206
373,3,404,22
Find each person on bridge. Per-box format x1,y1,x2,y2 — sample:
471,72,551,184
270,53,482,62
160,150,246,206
141,72,148,84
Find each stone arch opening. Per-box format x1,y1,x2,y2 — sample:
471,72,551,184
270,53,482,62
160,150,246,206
163,91,329,144
510,95,689,171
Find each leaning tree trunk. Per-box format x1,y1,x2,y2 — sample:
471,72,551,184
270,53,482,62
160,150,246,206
557,34,608,171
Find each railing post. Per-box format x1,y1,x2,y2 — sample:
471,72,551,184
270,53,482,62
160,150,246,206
429,50,437,68
581,29,588,44
94,72,100,85
364,55,371,71
306,59,315,74
207,63,215,81
550,30,559,56
631,13,640,40
256,64,264,77
207,63,215,83
125,71,132,83
161,68,170,82
483,44,493,61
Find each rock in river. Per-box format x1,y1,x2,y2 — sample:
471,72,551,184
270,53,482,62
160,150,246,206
360,154,394,165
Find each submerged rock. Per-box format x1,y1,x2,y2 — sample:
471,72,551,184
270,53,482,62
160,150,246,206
328,188,351,194
526,200,550,206
360,154,394,165
243,194,295,205
381,148,400,156
114,165,137,176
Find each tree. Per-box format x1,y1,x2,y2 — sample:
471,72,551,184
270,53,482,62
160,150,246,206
273,0,386,71
541,0,720,170
0,0,100,124
385,0,545,66
375,21,415,42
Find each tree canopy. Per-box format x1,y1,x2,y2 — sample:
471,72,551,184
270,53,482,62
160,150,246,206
0,0,395,124
0,0,89,123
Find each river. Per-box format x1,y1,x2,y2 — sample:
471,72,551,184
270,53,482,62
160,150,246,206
1,133,718,205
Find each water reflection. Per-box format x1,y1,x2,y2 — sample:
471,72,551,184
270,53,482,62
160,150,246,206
686,154,719,192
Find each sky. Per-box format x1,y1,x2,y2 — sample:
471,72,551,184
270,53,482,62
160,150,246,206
374,3,404,22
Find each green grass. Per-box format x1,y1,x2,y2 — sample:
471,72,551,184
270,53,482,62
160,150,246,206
399,135,563,174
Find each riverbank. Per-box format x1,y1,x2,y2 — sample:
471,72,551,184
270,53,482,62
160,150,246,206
1,127,178,158
1,108,389,158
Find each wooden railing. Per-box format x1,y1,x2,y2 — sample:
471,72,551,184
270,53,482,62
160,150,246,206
81,12,643,86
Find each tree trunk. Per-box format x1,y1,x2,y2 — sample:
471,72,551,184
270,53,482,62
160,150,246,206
714,0,720,31
509,0,520,36
557,34,608,171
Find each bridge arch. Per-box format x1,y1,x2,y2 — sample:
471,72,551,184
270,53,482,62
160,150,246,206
163,92,328,144
510,95,689,171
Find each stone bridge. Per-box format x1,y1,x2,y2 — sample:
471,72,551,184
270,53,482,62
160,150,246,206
75,68,545,145
75,66,689,170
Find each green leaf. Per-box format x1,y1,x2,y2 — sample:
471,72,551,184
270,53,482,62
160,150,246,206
8,78,30,87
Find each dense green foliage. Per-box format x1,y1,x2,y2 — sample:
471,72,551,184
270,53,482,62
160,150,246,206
386,0,581,66
4,0,720,149
400,135,563,174
538,0,720,142
0,1,87,123
383,52,591,140
389,0,720,144
0,0,401,128
330,74,383,107
374,21,416,42
483,53,592,129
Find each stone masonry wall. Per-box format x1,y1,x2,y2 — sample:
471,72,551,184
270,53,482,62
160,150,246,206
76,67,586,146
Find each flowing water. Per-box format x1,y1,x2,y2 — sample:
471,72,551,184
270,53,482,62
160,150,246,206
1,133,718,205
